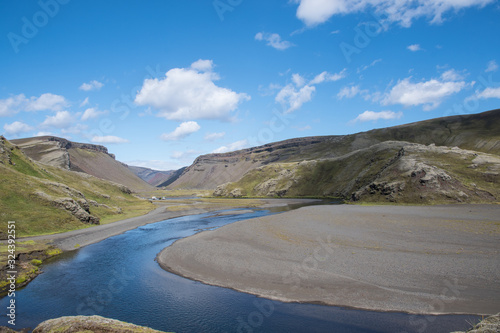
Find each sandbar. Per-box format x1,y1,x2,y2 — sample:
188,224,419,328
157,204,500,315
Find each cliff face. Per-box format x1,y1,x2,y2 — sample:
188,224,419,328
11,136,153,192
169,109,500,195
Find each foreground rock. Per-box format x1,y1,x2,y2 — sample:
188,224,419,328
31,315,168,333
158,204,500,315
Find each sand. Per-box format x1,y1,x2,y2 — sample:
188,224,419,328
157,204,500,315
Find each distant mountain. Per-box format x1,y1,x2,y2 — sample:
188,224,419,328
127,165,177,187
169,109,500,204
11,136,153,192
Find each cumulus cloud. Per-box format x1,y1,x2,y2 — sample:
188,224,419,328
135,60,250,121
161,121,201,141
255,32,294,50
40,111,75,128
91,136,129,144
204,132,225,141
485,60,498,73
81,108,107,121
382,70,468,110
276,84,316,113
294,0,494,27
212,139,249,154
276,69,346,113
0,93,68,116
79,80,104,91
475,87,500,99
0,94,26,116
407,44,422,51
3,121,34,136
352,110,403,122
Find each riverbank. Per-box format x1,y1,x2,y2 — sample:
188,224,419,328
157,204,500,315
18,198,317,251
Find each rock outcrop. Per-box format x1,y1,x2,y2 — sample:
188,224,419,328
0,315,168,333
34,191,100,225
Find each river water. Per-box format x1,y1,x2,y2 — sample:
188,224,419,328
1,206,478,332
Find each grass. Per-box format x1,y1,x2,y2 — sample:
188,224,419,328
0,138,154,238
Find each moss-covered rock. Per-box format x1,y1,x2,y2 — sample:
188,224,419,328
32,315,170,333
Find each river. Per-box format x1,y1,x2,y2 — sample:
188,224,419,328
1,206,478,332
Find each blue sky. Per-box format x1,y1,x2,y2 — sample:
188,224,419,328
1,0,499,170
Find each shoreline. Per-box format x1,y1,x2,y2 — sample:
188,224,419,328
16,198,318,251
157,204,500,316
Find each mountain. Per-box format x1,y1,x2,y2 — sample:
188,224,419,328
11,136,153,192
0,136,152,239
127,165,178,187
169,109,500,203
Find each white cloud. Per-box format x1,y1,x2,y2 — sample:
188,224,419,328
485,60,498,73
81,107,107,121
0,93,68,116
79,80,104,91
191,59,214,72
26,93,68,111
440,69,464,81
135,60,250,121
352,110,403,122
475,87,500,99
0,94,26,116
292,74,306,87
91,135,129,144
161,121,201,141
382,71,468,110
276,84,316,113
407,44,422,51
80,97,90,107
310,69,347,84
337,85,364,99
276,69,346,113
294,0,494,27
3,121,34,136
255,32,294,50
40,111,74,128
61,123,88,135
35,131,54,137
204,132,226,141
212,139,249,154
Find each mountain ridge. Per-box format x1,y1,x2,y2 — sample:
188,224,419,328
11,136,153,192
168,109,500,190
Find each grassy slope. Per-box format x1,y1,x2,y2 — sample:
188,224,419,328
171,109,500,190
217,141,500,204
0,138,153,238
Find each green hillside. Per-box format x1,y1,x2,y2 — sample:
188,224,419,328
0,136,153,238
